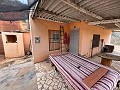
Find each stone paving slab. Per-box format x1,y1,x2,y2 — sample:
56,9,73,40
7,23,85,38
35,58,120,90
0,56,38,90
35,62,69,90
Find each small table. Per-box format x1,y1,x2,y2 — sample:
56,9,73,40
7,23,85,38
97,52,120,67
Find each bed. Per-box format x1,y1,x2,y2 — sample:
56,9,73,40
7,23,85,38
49,52,120,90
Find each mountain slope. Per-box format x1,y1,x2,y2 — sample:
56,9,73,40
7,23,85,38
111,32,120,45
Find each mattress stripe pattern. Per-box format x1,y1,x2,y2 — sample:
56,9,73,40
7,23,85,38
49,52,120,90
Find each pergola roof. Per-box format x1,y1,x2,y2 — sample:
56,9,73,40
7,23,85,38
33,0,120,31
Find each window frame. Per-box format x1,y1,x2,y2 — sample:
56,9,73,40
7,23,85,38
6,35,17,43
48,30,60,51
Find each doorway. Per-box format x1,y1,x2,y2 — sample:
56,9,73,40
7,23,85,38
69,28,79,55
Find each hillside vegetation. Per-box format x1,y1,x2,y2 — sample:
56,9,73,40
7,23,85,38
111,32,120,45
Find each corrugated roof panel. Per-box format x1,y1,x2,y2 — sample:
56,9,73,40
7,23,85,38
36,0,120,30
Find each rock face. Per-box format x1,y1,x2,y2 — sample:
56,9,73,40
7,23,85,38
111,32,120,45
0,56,38,90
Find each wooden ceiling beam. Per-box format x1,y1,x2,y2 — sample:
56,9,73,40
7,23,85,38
60,0,103,20
115,23,120,28
31,0,41,19
88,19,120,25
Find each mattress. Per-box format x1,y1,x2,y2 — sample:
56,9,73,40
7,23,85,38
49,52,120,90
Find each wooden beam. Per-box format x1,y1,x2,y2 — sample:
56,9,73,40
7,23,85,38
38,17,64,23
88,19,120,25
115,23,120,28
112,30,120,32
107,28,120,30
31,0,41,19
83,67,108,88
60,0,103,20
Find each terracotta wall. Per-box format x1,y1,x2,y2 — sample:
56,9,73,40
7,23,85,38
69,21,112,57
23,32,31,54
0,21,22,54
0,34,4,55
30,19,112,62
2,32,25,58
0,21,30,55
30,18,69,62
0,21,22,31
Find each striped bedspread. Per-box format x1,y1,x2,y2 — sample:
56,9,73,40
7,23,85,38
49,52,120,90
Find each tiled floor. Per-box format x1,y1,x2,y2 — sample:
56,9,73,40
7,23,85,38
35,61,69,90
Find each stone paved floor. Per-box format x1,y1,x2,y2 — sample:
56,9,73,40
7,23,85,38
35,61,69,90
0,55,119,90
35,57,120,90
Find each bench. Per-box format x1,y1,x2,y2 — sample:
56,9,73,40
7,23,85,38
83,67,108,88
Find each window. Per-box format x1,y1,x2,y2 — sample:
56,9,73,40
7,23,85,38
92,34,100,48
49,30,60,51
53,33,60,41
6,35,17,43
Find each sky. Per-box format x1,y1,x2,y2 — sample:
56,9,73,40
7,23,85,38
17,0,28,4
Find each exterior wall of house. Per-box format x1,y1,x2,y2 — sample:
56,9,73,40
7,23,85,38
23,32,31,54
0,21,30,55
69,21,112,57
30,18,69,62
0,34,4,55
0,21,22,55
2,32,25,58
0,21,22,31
30,19,112,62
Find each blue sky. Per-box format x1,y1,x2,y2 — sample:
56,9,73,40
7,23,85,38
17,0,28,4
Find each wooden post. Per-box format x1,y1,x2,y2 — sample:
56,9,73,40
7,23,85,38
101,58,112,67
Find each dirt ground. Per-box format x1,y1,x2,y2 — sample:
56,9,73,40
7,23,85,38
0,56,37,90
114,45,120,53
